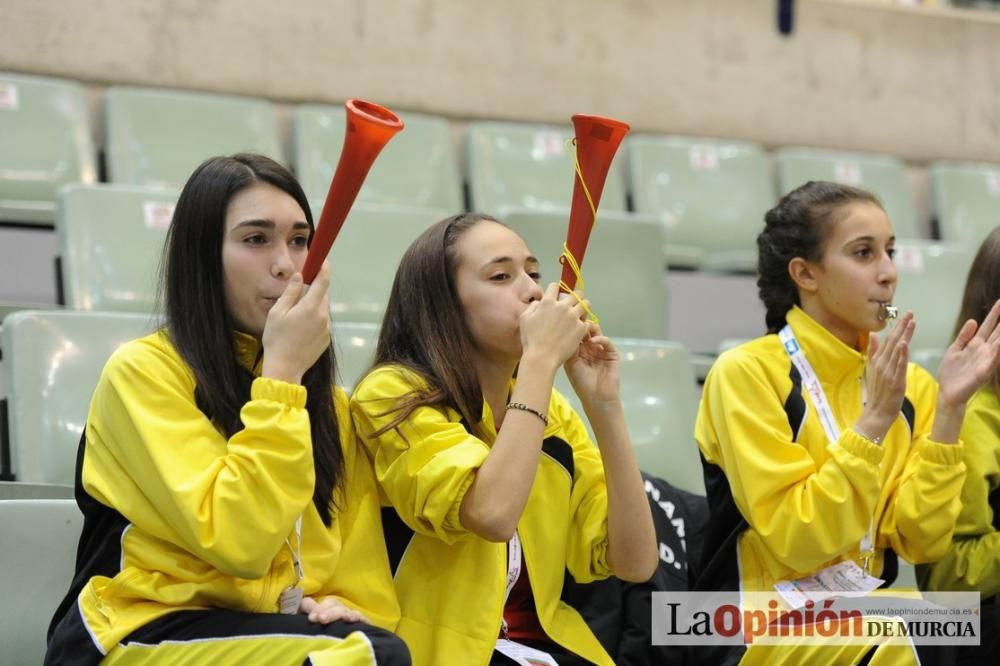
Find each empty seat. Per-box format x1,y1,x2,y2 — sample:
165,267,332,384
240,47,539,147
776,148,923,240
1,310,157,484
317,203,441,324
931,161,1000,247
465,121,628,215
333,321,379,392
56,184,176,312
0,499,82,666
892,240,976,352
554,338,703,495
293,106,462,211
0,481,74,499
502,211,668,339
104,86,281,189
0,72,97,225
628,135,773,271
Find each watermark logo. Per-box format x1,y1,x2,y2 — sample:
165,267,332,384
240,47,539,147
652,591,980,646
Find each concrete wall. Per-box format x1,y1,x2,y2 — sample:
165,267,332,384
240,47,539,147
2,0,999,164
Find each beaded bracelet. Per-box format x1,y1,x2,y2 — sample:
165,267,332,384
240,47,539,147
506,402,548,426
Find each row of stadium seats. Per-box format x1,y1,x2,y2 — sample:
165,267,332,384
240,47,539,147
3,72,999,270
0,310,705,498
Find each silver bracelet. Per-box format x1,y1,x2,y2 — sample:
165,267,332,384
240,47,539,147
853,426,883,446
506,402,548,426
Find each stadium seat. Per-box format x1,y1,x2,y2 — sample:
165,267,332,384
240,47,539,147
628,135,773,271
892,240,976,353
465,121,629,215
0,499,82,666
0,481,74,499
554,338,704,495
104,86,281,189
1,310,157,485
776,148,923,240
503,210,668,339
56,184,176,312
293,106,462,211
316,202,442,324
0,72,97,225
333,322,379,391
931,161,1000,247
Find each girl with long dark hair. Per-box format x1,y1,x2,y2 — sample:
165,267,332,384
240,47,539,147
45,154,408,665
351,213,658,666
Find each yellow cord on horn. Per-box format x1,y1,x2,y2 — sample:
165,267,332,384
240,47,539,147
559,137,599,324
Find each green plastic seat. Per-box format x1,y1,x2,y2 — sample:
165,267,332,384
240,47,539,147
1,310,157,484
466,121,628,215
776,148,923,240
0,72,97,225
554,338,703,495
0,481,74,499
892,240,976,352
628,135,773,271
333,321,379,392
314,202,442,324
0,499,82,666
104,86,281,189
56,184,177,312
503,210,668,339
293,106,462,211
931,161,1000,247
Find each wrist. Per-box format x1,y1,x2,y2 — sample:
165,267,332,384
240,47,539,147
518,351,561,378
262,359,303,386
854,413,893,443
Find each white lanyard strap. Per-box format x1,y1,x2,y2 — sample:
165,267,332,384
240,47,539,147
779,325,876,572
285,516,304,585
500,531,522,638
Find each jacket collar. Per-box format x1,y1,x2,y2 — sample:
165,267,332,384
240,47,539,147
786,306,867,385
232,331,263,375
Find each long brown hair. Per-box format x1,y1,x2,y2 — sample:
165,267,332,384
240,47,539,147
362,213,499,440
160,154,344,525
954,225,1000,394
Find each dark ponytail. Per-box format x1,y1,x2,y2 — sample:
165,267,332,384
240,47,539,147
757,181,882,333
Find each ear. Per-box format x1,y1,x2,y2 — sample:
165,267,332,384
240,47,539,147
788,257,819,294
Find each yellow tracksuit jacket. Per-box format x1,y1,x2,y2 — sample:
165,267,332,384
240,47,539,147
46,330,400,661
919,385,1000,596
350,365,615,666
696,306,966,596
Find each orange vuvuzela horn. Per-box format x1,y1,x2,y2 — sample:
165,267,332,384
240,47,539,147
301,99,404,284
559,114,630,293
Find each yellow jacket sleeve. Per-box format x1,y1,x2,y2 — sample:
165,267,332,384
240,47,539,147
553,392,612,583
697,351,885,574
920,387,1000,593
350,366,490,544
84,336,315,579
878,364,966,565
316,389,401,631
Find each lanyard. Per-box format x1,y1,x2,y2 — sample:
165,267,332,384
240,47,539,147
779,325,876,573
500,532,522,638
285,516,304,585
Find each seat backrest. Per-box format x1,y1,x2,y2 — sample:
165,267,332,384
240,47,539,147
629,135,772,271
0,481,74,499
0,72,97,225
57,184,176,312
892,240,976,351
776,148,922,240
466,121,628,215
317,203,441,325
931,161,1000,246
104,86,281,189
554,338,703,495
0,499,82,666
1,310,158,484
333,321,379,392
293,106,462,211
503,210,668,339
